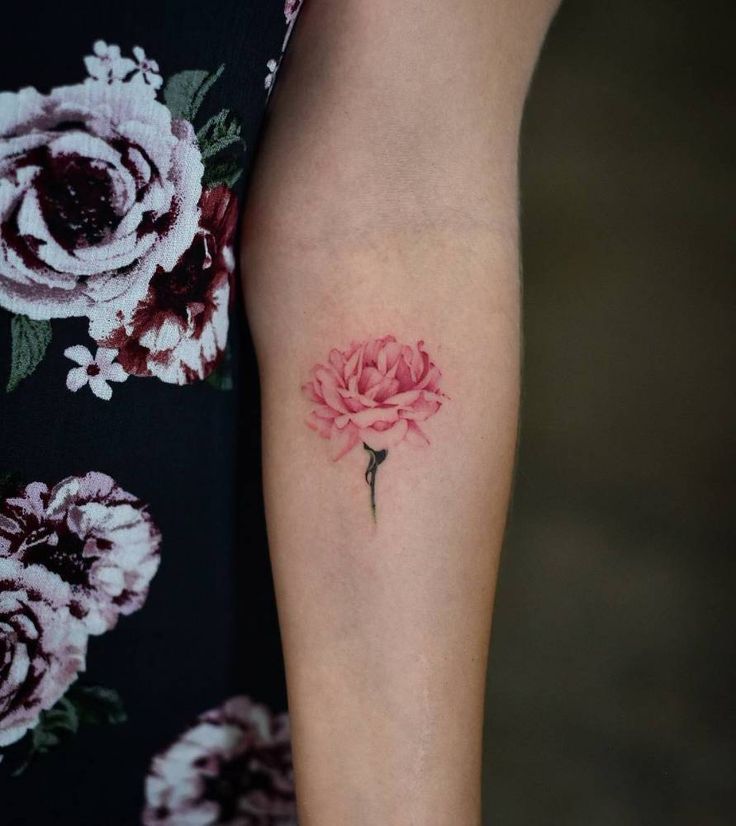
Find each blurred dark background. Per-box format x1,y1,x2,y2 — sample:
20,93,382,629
484,1,735,823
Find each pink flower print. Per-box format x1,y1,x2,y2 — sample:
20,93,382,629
0,473,161,635
143,696,296,826
0,558,88,747
64,345,128,400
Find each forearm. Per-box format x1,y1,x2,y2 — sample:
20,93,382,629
242,2,556,823
249,240,517,826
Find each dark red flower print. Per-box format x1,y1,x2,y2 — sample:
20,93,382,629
143,696,296,826
0,558,87,747
0,79,203,320
0,473,161,635
90,186,238,385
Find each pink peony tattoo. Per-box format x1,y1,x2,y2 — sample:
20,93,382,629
302,335,446,519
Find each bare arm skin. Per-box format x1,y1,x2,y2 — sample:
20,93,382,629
242,2,558,823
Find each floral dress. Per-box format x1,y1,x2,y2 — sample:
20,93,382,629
0,2,301,823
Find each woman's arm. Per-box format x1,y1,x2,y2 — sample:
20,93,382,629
242,2,558,823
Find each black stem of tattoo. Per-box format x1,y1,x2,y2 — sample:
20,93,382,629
363,443,388,521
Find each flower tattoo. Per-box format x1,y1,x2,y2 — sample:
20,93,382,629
302,336,446,519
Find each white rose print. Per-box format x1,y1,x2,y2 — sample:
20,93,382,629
0,42,245,396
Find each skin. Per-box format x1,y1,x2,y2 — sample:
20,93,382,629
242,1,560,823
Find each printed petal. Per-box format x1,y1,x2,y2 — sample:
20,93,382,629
88,376,113,401
64,345,93,366
95,348,118,367
66,366,89,393
102,362,129,383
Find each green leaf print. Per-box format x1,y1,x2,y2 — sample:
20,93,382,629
163,64,224,121
6,315,52,393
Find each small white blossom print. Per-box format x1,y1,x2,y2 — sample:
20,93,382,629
83,40,135,83
266,0,304,98
265,58,279,91
131,46,163,90
64,346,128,401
